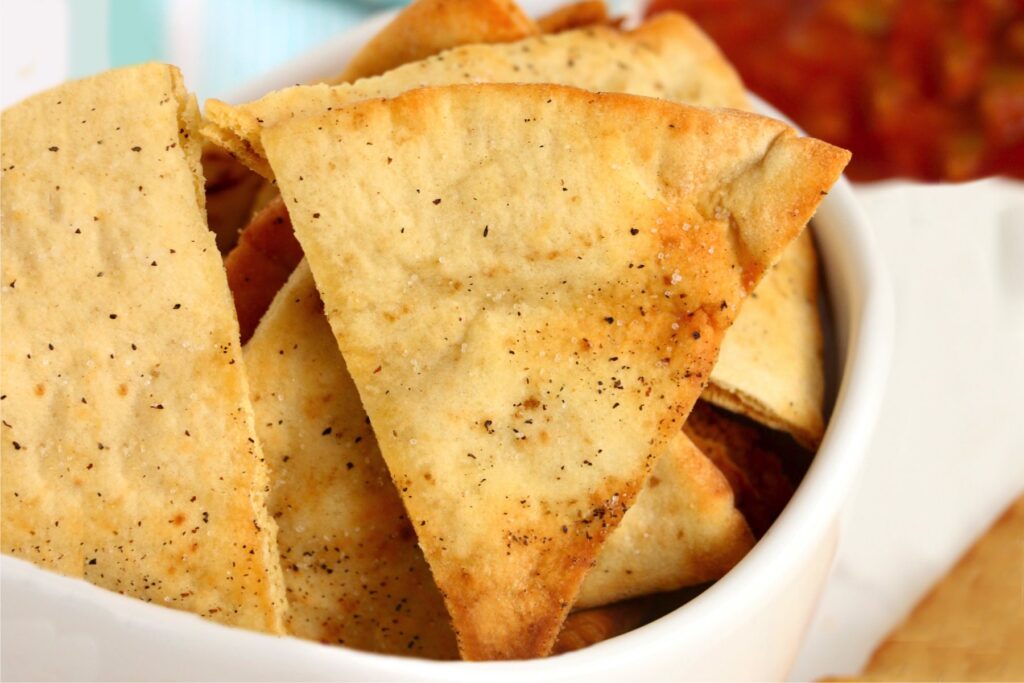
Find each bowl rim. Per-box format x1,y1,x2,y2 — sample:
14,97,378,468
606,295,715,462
1,5,895,680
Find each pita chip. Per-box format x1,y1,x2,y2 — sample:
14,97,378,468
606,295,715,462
261,83,849,659
576,431,753,609
536,1,612,34
327,0,537,85
243,263,747,654
202,13,749,177
704,229,826,447
244,262,458,657
859,493,1024,681
0,64,286,633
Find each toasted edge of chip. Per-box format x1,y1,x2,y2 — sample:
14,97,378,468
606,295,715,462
328,0,538,86
202,12,749,178
202,143,265,253
225,196,301,343
536,0,611,33
553,597,660,655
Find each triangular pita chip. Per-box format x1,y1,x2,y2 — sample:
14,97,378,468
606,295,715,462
244,263,753,651
244,262,459,657
859,493,1024,681
575,431,753,608
327,0,538,85
232,10,754,648
704,229,826,447
228,8,814,622
261,83,849,658
0,64,286,633
202,13,749,177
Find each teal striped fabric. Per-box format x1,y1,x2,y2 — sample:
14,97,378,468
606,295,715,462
69,0,392,101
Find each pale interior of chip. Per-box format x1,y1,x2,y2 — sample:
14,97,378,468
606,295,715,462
261,83,848,659
202,13,749,177
0,63,286,633
705,229,826,447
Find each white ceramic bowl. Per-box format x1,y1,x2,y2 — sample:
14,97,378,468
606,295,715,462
0,5,894,681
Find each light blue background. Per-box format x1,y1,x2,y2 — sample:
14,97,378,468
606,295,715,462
69,0,400,101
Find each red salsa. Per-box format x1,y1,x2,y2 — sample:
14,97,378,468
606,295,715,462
648,0,1024,181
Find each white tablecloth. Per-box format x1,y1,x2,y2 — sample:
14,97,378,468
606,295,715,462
792,179,1024,680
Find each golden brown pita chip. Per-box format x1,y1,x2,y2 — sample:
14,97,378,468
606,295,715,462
327,0,537,85
262,83,848,659
203,13,749,177
536,1,612,33
858,493,1024,681
0,64,286,633
244,262,458,657
576,432,753,608
684,400,796,537
704,229,826,447
242,274,750,655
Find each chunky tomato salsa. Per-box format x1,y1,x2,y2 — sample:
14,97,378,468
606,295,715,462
648,0,1024,181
